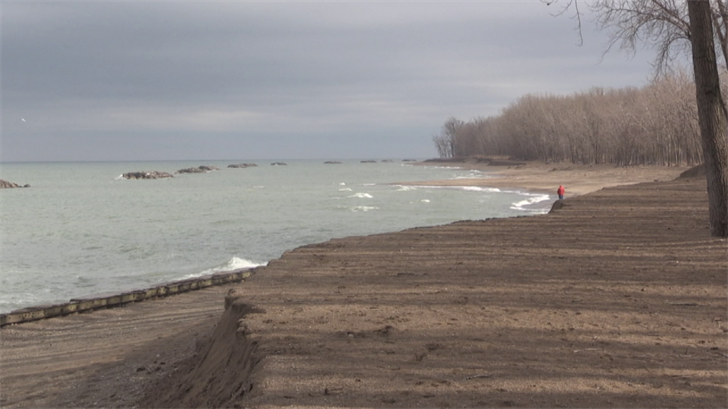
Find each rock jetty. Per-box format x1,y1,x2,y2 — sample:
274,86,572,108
176,166,220,174
228,163,258,168
0,179,30,188
122,171,174,180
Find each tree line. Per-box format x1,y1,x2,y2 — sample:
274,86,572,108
433,70,723,167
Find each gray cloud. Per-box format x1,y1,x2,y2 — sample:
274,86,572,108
2,1,661,161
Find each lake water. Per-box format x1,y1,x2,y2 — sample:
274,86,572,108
0,159,552,313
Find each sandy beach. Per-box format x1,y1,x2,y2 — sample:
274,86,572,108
409,158,695,197
1,161,726,408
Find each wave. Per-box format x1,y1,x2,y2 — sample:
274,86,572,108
459,186,501,193
349,205,378,212
452,170,485,179
510,194,551,212
349,193,373,199
182,257,264,280
412,185,502,193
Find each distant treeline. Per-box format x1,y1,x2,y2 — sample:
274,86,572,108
433,70,721,166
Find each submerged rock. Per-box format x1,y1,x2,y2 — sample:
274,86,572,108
228,163,258,168
122,171,174,180
324,161,342,165
270,162,287,166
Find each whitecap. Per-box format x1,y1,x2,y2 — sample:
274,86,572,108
510,194,551,212
460,186,501,193
349,193,373,199
349,206,378,212
339,187,353,192
183,257,264,279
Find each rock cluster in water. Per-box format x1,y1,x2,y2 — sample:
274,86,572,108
176,166,220,174
228,163,258,168
122,171,174,180
324,161,342,165
0,179,30,188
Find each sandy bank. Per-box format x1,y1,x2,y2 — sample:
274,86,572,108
1,165,726,409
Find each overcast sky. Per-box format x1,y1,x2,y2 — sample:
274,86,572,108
2,1,659,162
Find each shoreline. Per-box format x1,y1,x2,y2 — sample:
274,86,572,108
1,163,725,408
409,158,691,197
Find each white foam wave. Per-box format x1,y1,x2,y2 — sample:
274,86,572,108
460,186,501,193
114,174,124,180
349,193,373,199
421,199,430,203
183,257,263,279
453,171,485,179
349,205,378,212
395,185,417,191
339,187,353,192
510,194,551,212
415,185,501,193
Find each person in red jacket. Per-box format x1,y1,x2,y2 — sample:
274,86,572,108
557,185,565,200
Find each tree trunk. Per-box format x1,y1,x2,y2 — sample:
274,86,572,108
687,0,728,237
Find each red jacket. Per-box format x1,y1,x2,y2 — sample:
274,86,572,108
557,186,565,196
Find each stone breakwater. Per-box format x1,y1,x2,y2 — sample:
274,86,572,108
122,171,174,179
176,165,220,174
0,269,253,327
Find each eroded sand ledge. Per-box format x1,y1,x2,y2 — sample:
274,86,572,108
1,164,726,408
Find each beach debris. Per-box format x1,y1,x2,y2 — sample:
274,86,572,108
465,374,493,380
666,302,700,307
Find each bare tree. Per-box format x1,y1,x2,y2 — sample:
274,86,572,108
433,117,465,158
688,0,728,237
547,0,728,236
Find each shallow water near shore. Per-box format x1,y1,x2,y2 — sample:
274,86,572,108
0,159,551,313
